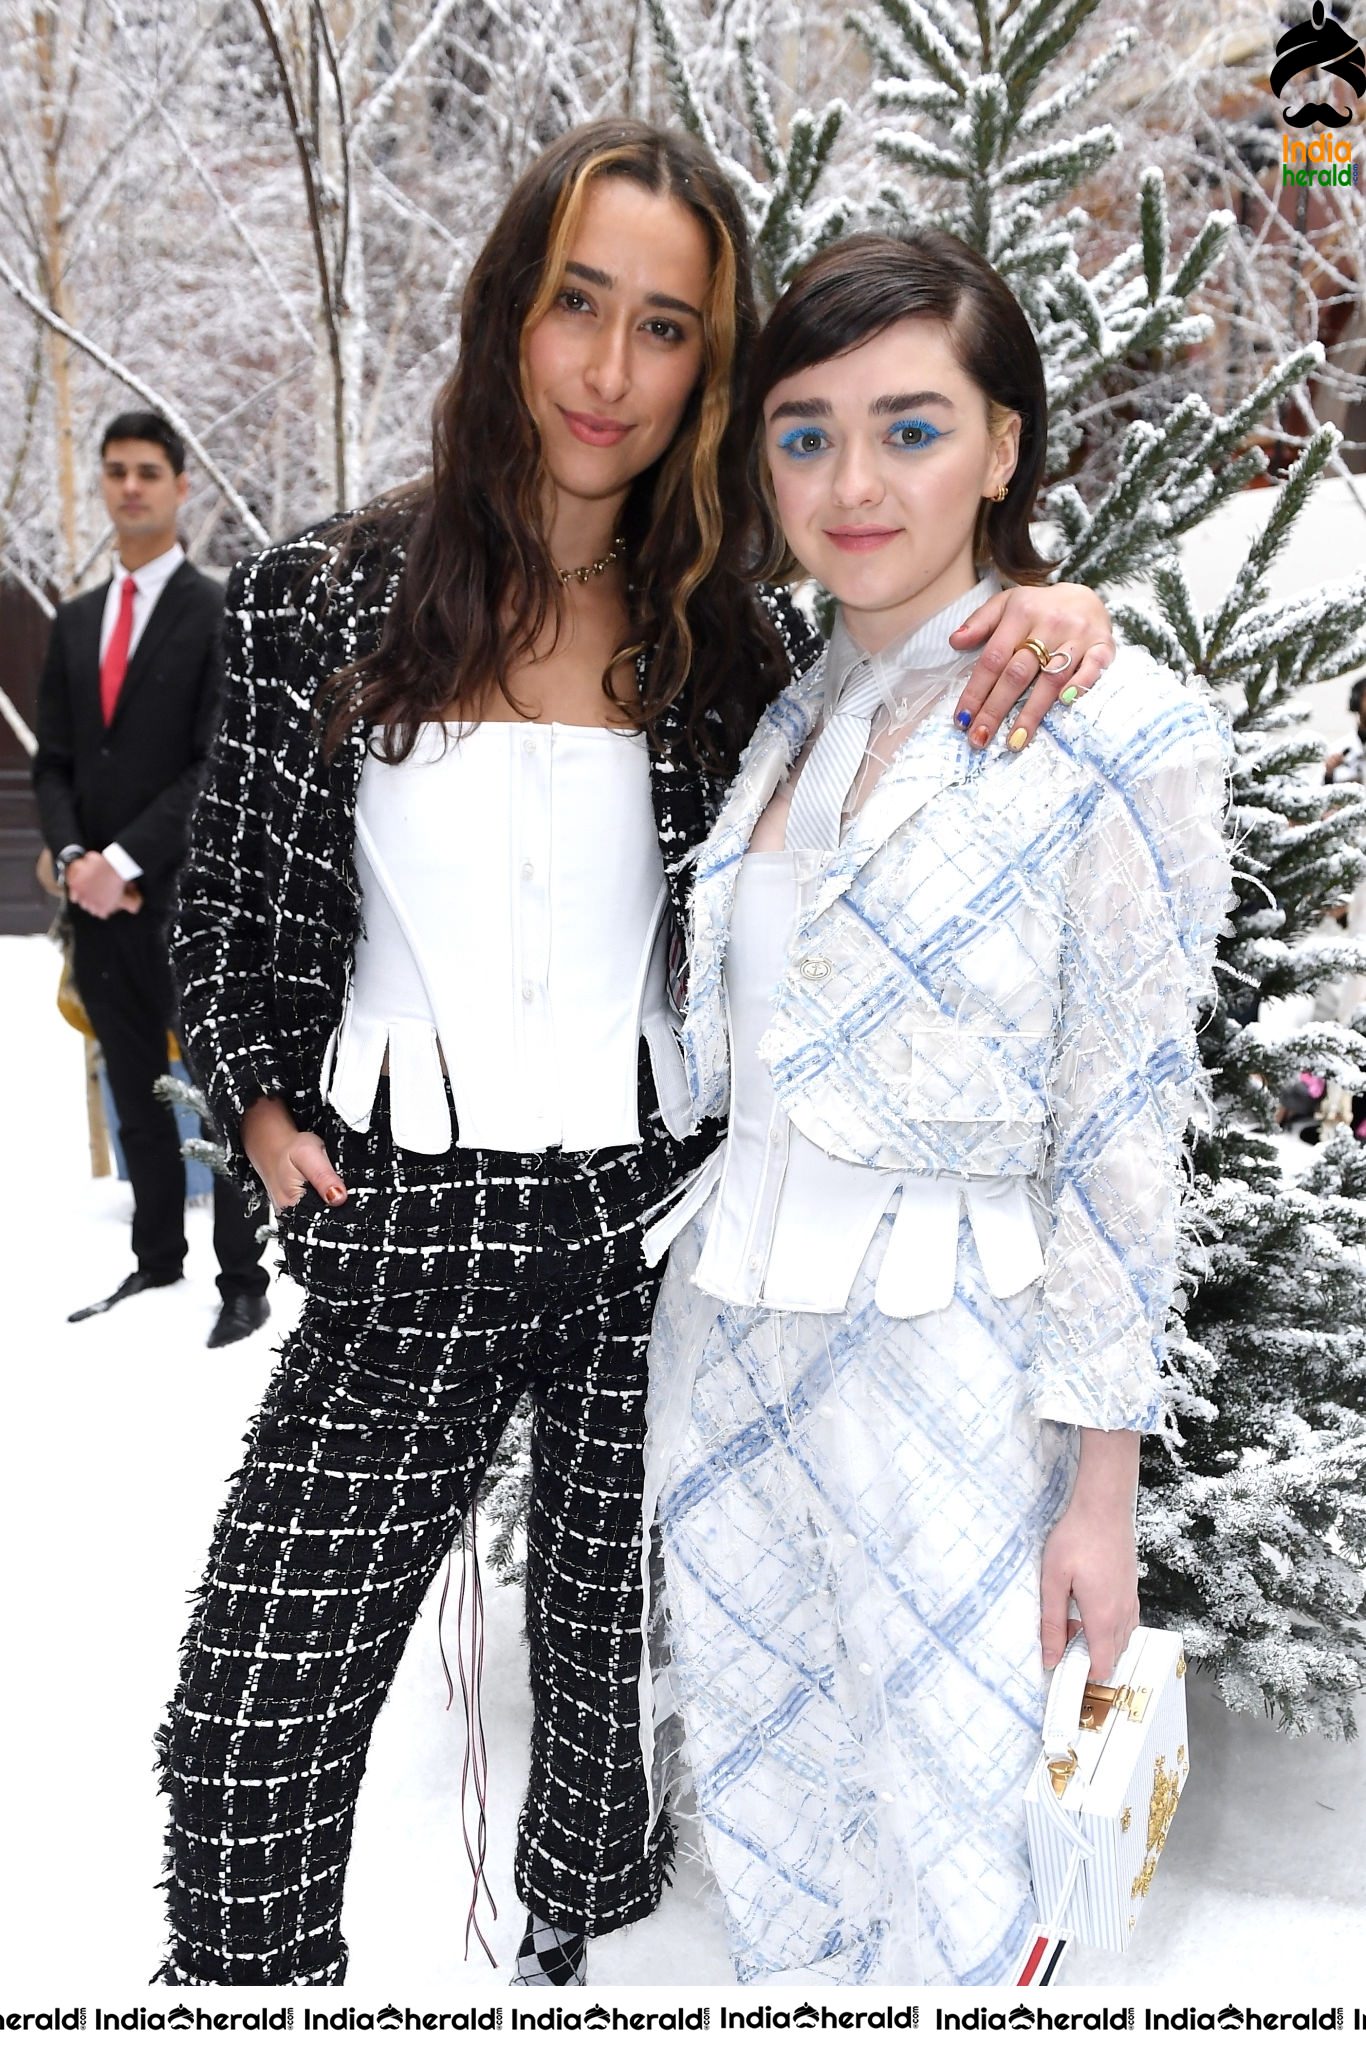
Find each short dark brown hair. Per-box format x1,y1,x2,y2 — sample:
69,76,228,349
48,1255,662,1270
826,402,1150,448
101,410,186,475
745,229,1055,586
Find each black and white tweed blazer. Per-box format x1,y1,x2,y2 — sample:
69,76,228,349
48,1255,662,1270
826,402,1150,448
172,519,819,1181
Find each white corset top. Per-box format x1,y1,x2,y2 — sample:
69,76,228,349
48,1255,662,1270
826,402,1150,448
326,721,689,1155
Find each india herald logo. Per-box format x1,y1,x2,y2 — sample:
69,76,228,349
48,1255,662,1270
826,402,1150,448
1272,1,1365,126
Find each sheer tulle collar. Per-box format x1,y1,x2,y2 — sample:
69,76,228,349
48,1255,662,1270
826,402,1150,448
824,572,1004,712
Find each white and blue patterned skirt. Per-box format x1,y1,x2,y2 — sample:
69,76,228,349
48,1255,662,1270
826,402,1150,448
641,1203,1078,1987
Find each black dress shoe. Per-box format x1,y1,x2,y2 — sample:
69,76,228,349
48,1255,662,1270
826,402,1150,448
207,1294,271,1349
68,1270,182,1322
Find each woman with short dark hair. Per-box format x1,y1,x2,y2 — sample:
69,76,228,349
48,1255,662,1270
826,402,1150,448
642,230,1230,1986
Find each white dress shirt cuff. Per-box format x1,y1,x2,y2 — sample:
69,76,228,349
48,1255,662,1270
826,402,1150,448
102,841,143,881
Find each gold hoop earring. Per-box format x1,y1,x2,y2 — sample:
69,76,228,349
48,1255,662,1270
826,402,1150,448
992,481,1009,503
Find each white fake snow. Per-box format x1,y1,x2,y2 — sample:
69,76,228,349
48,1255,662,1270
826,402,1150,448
2,931,1364,2002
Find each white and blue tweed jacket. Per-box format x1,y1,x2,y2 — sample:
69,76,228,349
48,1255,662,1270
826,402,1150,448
676,642,1232,1432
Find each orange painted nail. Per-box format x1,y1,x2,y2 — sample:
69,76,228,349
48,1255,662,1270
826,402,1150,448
973,725,990,746
324,1183,347,1206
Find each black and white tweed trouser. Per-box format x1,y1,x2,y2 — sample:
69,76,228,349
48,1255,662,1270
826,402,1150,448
156,1089,693,1985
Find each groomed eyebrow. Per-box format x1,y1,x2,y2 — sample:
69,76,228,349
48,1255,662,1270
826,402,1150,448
768,397,834,422
767,390,958,424
563,261,700,320
871,391,956,414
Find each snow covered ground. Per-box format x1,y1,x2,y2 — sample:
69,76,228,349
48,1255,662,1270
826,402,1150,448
3,927,1365,2005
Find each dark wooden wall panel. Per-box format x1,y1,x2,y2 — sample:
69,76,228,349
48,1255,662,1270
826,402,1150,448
0,580,54,937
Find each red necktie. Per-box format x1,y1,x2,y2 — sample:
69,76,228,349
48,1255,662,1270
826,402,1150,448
100,574,138,725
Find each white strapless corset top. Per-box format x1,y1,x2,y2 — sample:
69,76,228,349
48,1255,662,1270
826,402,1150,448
324,720,690,1155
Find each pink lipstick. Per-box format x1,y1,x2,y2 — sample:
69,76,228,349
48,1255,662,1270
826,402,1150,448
560,408,632,447
825,526,901,553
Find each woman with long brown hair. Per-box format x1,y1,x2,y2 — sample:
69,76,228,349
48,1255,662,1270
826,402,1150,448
158,124,1115,1988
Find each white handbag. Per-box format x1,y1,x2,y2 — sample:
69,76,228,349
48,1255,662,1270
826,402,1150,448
1015,1627,1190,1983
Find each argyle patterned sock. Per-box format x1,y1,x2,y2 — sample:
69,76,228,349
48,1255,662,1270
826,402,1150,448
511,1913,588,1987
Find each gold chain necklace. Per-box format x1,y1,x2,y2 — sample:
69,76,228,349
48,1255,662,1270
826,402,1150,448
556,534,625,586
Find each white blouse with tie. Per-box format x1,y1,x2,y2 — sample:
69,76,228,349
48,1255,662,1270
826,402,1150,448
644,576,1043,1315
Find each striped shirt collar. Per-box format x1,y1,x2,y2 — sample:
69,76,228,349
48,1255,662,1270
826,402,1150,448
825,571,1004,702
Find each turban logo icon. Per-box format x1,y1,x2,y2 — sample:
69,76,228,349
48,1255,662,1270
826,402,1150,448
1271,1,1366,126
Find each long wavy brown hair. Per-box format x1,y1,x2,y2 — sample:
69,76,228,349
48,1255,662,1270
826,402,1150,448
321,120,788,772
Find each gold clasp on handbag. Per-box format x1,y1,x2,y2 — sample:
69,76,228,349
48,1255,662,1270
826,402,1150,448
1047,1747,1078,1797
1080,1681,1151,1730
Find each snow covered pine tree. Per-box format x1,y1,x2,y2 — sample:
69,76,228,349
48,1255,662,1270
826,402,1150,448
644,0,1366,1730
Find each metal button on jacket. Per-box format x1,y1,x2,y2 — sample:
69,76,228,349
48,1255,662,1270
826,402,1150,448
798,956,832,983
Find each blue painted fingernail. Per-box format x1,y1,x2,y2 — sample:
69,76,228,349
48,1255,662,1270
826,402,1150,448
955,709,972,730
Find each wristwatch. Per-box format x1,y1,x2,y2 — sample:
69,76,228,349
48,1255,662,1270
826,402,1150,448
55,844,86,886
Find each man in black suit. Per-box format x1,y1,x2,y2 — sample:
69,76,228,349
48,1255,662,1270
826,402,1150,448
32,410,269,1347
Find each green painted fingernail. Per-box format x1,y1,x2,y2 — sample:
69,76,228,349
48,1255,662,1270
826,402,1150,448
1060,685,1079,706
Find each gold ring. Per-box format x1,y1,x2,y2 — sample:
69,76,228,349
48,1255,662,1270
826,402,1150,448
1017,637,1052,669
